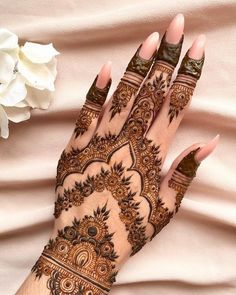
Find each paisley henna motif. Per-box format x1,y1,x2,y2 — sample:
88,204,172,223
74,76,111,138
168,148,200,212
32,204,118,295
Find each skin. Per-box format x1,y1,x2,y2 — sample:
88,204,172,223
16,14,219,295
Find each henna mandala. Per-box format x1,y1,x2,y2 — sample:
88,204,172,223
74,76,111,138
55,162,147,255
32,204,118,294
168,148,200,212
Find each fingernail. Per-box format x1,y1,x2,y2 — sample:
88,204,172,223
195,134,220,162
96,61,112,89
166,13,185,44
139,32,159,60
188,34,206,60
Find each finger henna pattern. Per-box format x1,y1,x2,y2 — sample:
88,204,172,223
109,45,155,120
74,76,111,138
32,204,118,295
168,148,200,212
168,53,205,124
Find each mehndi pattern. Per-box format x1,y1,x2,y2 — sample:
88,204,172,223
32,204,118,295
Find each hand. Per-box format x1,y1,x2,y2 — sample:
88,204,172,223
17,14,219,295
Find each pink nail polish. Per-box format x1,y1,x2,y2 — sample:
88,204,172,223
195,134,220,162
166,13,185,44
188,34,206,60
96,61,112,89
139,32,159,60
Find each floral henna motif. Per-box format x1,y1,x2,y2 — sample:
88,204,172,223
168,53,205,124
55,162,148,255
168,148,200,212
32,204,118,295
109,44,155,120
168,74,196,124
74,76,111,138
55,33,204,243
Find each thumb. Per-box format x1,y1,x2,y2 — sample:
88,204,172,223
159,134,220,213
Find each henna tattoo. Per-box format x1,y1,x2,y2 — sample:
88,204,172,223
32,204,118,295
55,33,204,245
168,74,196,124
74,76,111,138
168,148,200,212
156,33,184,67
178,52,205,80
109,44,155,120
55,162,148,255
168,52,205,124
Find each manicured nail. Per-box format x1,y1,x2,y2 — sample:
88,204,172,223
188,34,206,60
195,134,220,162
166,13,185,44
96,61,112,89
139,32,159,60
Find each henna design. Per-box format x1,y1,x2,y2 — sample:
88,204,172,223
74,76,111,138
168,74,196,124
55,162,147,255
55,33,204,243
178,52,205,80
32,204,118,295
109,44,155,120
168,148,200,212
156,33,184,67
168,53,205,124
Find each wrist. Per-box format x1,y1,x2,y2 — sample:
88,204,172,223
31,205,120,294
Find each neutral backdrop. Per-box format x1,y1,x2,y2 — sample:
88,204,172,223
0,1,236,294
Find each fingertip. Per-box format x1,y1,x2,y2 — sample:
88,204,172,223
195,134,220,162
166,13,185,44
139,32,159,60
96,61,112,89
188,34,206,60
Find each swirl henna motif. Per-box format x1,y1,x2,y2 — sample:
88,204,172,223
32,204,118,295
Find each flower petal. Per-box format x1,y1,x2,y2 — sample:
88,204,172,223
0,105,9,138
0,74,27,106
0,28,18,50
3,105,31,123
20,42,59,64
0,51,15,92
18,54,55,91
24,87,53,109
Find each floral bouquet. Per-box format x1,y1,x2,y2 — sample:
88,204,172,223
0,29,59,139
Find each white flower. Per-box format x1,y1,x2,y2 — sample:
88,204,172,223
0,28,59,139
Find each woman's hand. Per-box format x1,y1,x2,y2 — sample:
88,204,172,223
17,13,219,295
